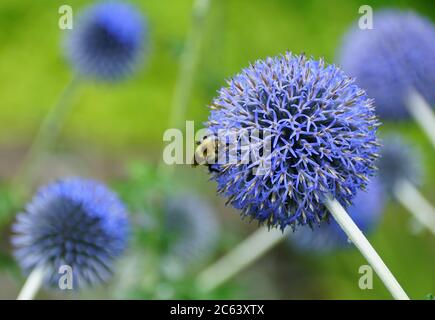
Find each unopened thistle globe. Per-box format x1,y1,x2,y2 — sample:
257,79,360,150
65,1,147,81
163,194,219,266
289,178,385,252
378,136,422,193
338,9,435,119
12,178,129,289
205,52,380,230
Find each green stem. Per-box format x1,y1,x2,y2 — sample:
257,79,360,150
158,0,211,175
12,77,81,193
168,0,211,129
197,227,291,293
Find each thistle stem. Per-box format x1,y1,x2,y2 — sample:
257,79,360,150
17,266,45,300
167,0,210,129
324,195,409,300
394,179,435,236
13,77,81,191
197,227,291,293
159,0,211,175
405,89,435,150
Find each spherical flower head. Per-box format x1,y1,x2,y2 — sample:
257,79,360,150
378,135,422,193
206,52,380,230
163,194,219,267
65,1,147,81
289,178,385,253
338,9,435,120
12,177,129,290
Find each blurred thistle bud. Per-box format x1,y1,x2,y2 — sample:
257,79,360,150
12,177,129,290
163,194,219,271
65,1,148,81
377,135,423,193
338,9,435,120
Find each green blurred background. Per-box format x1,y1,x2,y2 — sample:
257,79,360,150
0,0,434,299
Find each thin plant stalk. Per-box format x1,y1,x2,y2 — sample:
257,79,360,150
167,0,210,129
394,179,435,235
405,89,435,150
158,0,211,175
17,266,45,300
323,195,409,300
197,226,291,293
153,0,211,292
198,196,409,300
13,77,81,191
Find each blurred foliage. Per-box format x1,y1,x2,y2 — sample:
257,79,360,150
99,163,242,299
0,0,434,149
0,183,14,227
0,0,434,299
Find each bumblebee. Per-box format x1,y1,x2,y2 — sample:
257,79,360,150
192,135,220,173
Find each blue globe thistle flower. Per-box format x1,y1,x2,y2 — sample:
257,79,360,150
205,52,380,230
288,178,385,253
378,136,422,193
163,194,219,267
65,1,147,81
338,9,435,120
12,178,129,290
